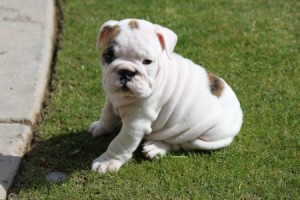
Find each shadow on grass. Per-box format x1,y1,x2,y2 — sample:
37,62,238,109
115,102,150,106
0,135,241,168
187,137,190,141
9,129,115,194
10,128,213,195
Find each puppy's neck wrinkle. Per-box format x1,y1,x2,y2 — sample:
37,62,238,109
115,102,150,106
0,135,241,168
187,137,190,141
148,54,177,109
110,93,139,107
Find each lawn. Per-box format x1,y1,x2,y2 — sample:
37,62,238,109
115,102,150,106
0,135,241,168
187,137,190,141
9,0,299,199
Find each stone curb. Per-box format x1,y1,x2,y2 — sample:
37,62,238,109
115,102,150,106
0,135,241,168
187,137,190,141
0,0,56,199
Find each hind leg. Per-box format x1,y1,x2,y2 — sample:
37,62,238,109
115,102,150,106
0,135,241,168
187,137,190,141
142,140,180,159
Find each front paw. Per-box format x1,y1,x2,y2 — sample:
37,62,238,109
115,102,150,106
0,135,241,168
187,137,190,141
92,154,124,174
88,121,107,137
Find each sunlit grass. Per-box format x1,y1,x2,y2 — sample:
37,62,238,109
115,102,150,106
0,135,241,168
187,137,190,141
10,0,299,199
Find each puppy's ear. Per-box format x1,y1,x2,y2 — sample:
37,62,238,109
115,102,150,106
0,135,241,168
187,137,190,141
155,25,177,58
96,20,119,49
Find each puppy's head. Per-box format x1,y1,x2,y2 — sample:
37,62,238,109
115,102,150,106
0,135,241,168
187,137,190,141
96,19,177,98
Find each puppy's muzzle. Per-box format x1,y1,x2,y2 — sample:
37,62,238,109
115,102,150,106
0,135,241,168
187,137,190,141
118,70,137,91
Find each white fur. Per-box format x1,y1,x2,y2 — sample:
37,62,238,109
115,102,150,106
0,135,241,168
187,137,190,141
89,19,243,173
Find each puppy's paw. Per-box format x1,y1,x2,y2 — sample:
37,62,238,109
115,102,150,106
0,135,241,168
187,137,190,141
92,154,123,174
142,141,171,159
88,121,107,137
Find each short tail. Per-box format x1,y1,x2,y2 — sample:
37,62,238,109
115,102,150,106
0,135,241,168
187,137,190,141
182,138,234,151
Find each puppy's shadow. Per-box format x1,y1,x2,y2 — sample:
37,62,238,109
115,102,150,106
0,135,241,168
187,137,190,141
20,128,213,173
10,129,115,191
25,129,123,172
11,128,213,195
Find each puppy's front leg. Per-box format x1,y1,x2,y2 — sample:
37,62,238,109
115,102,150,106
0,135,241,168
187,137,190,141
88,97,120,137
92,118,151,173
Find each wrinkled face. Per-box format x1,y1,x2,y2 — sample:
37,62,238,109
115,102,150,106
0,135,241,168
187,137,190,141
97,19,177,98
99,20,162,98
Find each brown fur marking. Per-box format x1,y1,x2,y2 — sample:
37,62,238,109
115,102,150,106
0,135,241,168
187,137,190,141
100,25,121,47
207,71,224,97
128,20,139,29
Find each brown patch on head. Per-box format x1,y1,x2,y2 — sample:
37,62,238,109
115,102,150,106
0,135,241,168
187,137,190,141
207,70,224,97
128,20,139,29
98,25,121,48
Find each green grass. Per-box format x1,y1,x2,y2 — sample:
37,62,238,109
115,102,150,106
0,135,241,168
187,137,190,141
9,0,299,199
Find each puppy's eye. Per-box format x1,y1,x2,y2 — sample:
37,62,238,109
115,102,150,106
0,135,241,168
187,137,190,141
102,49,115,64
142,59,153,65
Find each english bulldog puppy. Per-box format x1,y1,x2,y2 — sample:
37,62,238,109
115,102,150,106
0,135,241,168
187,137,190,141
89,19,243,173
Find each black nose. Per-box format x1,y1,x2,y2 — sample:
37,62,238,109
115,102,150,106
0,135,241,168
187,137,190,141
118,70,136,84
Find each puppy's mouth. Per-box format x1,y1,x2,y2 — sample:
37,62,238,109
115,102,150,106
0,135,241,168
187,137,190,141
104,66,152,98
121,85,130,92
118,69,137,92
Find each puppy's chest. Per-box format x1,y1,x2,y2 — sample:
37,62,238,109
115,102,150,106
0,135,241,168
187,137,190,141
150,102,185,133
150,109,170,132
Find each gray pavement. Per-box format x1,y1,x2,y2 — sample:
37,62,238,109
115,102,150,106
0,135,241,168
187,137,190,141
0,0,56,199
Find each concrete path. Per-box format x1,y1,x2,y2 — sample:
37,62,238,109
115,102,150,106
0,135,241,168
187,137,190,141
0,0,56,199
